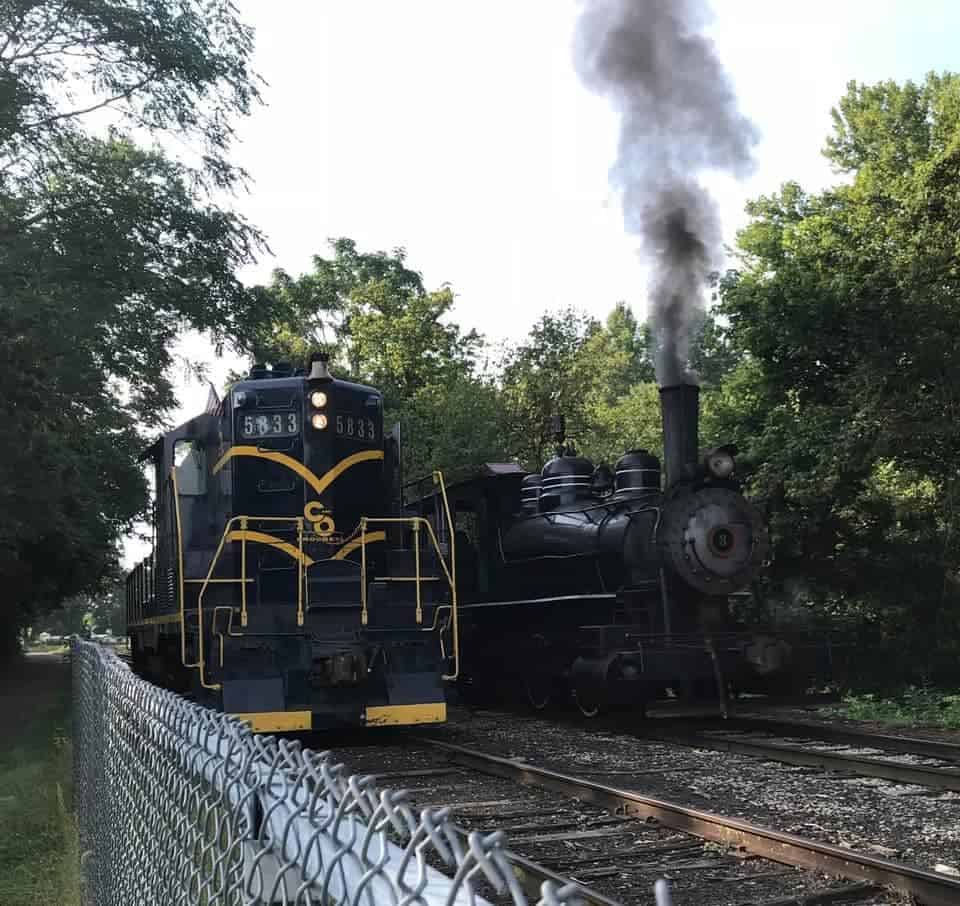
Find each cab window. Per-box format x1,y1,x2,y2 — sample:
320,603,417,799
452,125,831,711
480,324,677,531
174,439,207,496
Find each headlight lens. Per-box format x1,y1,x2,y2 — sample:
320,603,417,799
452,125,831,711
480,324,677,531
311,413,328,430
310,391,327,408
706,450,735,479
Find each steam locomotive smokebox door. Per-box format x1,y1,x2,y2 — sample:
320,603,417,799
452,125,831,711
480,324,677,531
222,677,285,713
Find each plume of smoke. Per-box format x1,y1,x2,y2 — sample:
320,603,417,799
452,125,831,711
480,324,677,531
574,0,757,385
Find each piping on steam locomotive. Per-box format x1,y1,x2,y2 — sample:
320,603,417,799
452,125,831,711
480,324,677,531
124,353,457,732
412,381,781,715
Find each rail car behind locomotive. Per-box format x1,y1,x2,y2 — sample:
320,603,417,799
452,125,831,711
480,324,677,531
411,382,776,714
125,354,457,732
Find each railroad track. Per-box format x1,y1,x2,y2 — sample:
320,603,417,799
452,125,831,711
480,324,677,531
331,737,892,906
644,717,960,792
710,716,960,761
410,735,960,906
335,731,947,905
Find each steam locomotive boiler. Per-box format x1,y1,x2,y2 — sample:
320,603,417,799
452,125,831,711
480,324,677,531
413,382,773,714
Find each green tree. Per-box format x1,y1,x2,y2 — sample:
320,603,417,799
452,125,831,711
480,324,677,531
580,303,653,402
242,238,428,370
349,279,481,409
244,239,493,478
0,0,266,655
719,73,960,681
0,0,260,193
498,309,600,468
581,382,663,466
400,374,508,480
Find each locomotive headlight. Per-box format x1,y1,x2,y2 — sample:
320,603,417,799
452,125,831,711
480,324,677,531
311,413,328,430
310,391,328,408
706,449,735,479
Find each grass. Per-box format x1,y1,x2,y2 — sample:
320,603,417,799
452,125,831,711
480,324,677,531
0,655,81,906
835,686,960,730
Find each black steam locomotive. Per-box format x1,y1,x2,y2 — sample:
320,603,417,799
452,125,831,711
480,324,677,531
411,383,777,714
125,354,455,732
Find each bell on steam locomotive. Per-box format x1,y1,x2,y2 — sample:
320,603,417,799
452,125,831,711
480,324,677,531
410,381,777,714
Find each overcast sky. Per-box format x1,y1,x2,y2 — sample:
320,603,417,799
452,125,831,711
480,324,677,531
131,1,960,566
169,0,960,418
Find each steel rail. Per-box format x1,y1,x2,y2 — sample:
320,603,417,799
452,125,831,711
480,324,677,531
648,729,960,792
503,850,624,906
377,763,625,906
417,737,960,906
710,717,960,762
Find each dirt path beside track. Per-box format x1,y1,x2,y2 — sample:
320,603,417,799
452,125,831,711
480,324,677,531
0,652,71,753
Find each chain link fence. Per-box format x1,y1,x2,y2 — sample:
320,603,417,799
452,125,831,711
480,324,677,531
72,640,674,906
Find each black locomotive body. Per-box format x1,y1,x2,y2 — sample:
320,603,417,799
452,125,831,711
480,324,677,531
125,356,456,732
418,383,776,713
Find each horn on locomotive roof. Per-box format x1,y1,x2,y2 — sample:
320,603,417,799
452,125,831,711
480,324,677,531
307,350,332,382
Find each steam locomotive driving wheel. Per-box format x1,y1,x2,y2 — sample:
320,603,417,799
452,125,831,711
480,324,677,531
572,687,601,718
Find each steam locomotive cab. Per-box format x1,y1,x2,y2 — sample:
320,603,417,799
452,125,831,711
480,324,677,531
420,382,773,714
126,355,454,731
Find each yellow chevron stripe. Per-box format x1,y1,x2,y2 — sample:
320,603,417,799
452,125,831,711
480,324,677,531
212,446,384,497
225,530,316,567
332,530,386,561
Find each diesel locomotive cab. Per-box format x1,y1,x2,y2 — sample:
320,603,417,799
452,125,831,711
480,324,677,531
125,353,454,732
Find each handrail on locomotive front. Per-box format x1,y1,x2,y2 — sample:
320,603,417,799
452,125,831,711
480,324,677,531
192,513,308,690
170,466,196,670
433,470,459,681
359,469,460,680
167,468,458,692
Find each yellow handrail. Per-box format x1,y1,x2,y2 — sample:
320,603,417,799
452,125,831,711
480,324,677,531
212,606,243,668
432,470,460,680
357,470,460,679
171,466,197,669
297,518,305,626
240,515,248,627
413,521,422,624
167,468,460,691
193,514,307,690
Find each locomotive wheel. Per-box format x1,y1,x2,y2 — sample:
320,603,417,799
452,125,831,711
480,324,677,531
572,688,601,718
524,675,552,711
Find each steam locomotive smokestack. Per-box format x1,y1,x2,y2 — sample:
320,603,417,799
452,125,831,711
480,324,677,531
660,383,699,487
573,0,757,385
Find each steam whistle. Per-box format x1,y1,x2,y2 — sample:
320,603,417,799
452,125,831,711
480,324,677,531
549,413,576,458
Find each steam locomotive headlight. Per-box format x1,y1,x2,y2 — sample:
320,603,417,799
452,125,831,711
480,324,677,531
310,391,328,408
311,413,328,430
706,449,735,479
